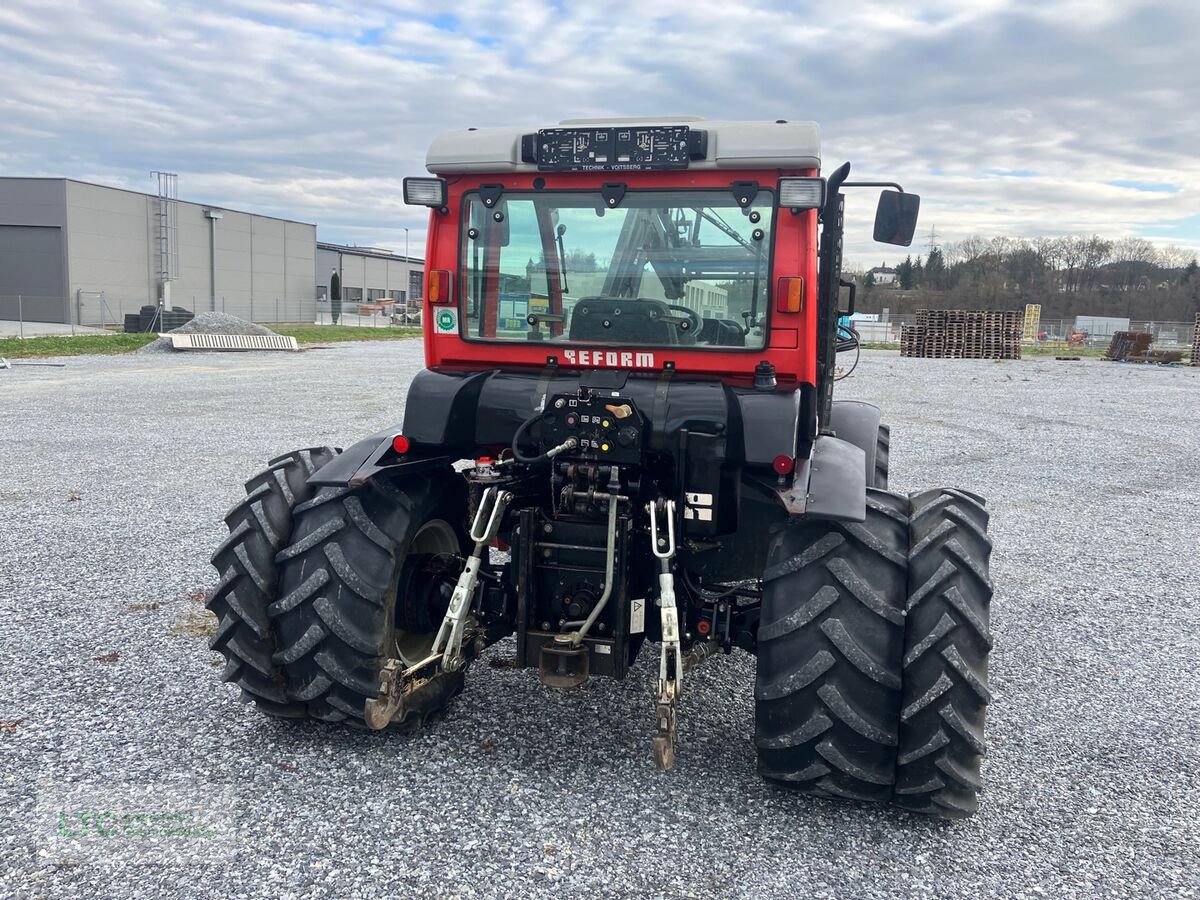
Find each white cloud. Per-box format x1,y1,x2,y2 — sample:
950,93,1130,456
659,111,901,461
0,0,1197,264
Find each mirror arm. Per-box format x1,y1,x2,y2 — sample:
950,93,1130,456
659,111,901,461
842,180,907,192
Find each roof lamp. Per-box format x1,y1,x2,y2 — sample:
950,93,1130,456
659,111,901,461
403,177,448,208
778,177,826,211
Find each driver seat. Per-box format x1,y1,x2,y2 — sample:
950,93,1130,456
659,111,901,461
568,298,680,345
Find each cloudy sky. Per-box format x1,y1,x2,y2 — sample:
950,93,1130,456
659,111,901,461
1,0,1197,266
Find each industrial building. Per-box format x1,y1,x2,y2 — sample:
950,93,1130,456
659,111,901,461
317,242,423,309
0,177,423,327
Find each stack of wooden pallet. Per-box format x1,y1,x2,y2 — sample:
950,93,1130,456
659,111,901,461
1192,313,1200,366
1106,330,1183,365
900,309,1022,359
1104,331,1152,360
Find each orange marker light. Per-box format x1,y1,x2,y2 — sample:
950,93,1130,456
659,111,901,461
776,277,804,313
428,269,453,304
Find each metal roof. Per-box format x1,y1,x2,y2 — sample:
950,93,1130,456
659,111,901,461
425,118,821,175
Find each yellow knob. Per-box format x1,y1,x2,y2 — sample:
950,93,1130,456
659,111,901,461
601,442,610,452
601,419,611,428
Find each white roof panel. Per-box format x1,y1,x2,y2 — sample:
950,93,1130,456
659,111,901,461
425,118,820,174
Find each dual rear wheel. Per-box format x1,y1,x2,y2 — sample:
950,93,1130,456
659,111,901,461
208,455,469,730
755,486,993,818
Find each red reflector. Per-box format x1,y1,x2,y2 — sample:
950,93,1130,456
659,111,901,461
696,619,712,636
392,435,411,454
773,454,795,475
428,269,453,304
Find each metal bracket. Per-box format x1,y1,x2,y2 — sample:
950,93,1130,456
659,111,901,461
648,499,683,770
429,487,511,672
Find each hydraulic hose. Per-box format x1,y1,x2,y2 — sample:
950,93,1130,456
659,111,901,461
511,410,548,464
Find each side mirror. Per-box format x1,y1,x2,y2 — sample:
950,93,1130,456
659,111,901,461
873,190,921,246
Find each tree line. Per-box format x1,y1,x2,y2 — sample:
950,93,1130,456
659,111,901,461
854,236,1200,322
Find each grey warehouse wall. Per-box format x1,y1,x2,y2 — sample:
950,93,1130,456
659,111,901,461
62,181,318,325
0,178,70,322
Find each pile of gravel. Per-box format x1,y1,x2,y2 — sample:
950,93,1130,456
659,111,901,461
136,311,281,353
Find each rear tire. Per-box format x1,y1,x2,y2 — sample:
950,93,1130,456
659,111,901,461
270,473,468,726
894,488,993,818
207,448,337,716
875,425,890,489
755,489,909,802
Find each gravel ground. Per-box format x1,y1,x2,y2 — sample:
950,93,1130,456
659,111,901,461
1,343,1198,899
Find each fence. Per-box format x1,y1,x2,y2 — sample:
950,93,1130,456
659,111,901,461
850,313,1196,352
0,293,413,336
1,293,1194,352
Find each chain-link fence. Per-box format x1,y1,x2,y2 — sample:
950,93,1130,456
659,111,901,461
0,292,415,336
849,313,1197,353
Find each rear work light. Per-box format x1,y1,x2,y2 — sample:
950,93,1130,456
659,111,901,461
776,277,804,313
778,177,826,211
403,177,448,208
427,269,453,304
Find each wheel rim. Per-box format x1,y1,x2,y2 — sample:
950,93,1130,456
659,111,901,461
393,518,460,667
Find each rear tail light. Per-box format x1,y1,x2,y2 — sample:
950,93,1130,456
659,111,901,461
776,277,804,313
427,269,453,304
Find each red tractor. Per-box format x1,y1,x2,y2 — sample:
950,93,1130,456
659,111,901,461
210,118,993,818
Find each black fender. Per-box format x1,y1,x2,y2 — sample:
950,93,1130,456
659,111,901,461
775,435,867,523
307,428,453,487
829,400,883,488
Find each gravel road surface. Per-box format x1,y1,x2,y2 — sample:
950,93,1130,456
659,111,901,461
1,342,1197,898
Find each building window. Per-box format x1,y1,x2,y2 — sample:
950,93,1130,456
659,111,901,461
366,288,386,302
409,269,423,301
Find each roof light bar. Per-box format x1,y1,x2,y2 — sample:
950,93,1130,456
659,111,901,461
778,177,826,211
403,177,448,208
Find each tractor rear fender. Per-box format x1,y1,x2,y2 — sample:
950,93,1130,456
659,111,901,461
775,435,867,523
828,400,881,482
307,429,453,487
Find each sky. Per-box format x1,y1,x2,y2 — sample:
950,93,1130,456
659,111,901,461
1,0,1198,267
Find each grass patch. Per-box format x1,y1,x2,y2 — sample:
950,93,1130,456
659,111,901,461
1022,345,1110,357
0,333,156,359
270,324,421,344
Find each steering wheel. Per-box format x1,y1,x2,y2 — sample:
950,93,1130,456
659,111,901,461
666,304,703,336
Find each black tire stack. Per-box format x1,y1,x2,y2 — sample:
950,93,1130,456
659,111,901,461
756,486,993,818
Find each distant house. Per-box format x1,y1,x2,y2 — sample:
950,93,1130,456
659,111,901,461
869,265,897,285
